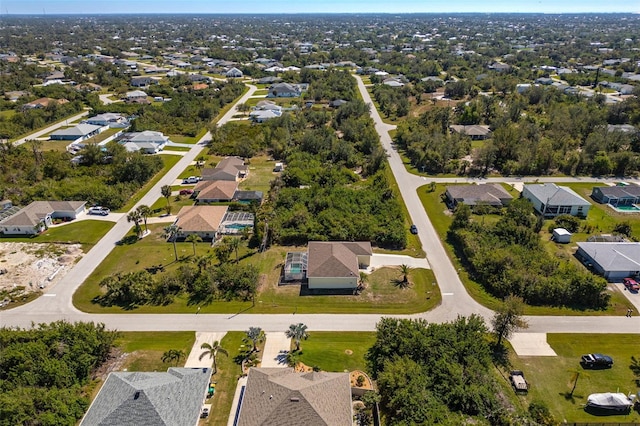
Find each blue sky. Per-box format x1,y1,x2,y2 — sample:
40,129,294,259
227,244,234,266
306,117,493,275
2,0,638,14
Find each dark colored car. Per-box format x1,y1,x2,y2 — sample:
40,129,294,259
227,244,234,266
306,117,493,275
410,224,418,234
623,277,640,292
581,353,613,368
179,189,193,196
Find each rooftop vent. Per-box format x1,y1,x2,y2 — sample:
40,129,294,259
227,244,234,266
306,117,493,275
290,397,300,402
134,391,140,400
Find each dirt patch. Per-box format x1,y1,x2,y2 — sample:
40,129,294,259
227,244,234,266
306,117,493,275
92,347,130,381
345,349,353,355
0,242,84,293
350,370,374,389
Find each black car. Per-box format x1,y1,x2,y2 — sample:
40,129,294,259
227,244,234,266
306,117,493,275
410,224,418,234
581,353,614,368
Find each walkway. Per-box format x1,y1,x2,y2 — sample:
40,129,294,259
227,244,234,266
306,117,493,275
184,332,227,368
260,332,291,368
368,253,430,271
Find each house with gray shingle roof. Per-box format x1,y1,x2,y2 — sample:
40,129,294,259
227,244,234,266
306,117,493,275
576,242,640,281
450,124,492,140
445,184,513,208
117,131,169,154
201,157,248,181
522,183,591,218
50,123,105,141
0,200,86,235
591,185,640,207
306,241,372,290
237,368,352,426
80,367,211,426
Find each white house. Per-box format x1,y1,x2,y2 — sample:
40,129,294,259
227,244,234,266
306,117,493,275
0,201,86,235
117,131,169,154
225,67,243,78
124,90,148,102
49,124,105,141
522,183,591,218
306,241,372,290
85,113,129,128
576,242,640,281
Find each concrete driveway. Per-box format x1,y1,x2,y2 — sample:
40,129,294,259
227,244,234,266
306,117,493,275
184,331,227,368
260,332,291,368
368,253,429,271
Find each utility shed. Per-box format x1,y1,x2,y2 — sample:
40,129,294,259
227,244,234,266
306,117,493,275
552,228,572,243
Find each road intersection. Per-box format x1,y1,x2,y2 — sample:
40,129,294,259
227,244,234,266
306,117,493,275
2,80,640,336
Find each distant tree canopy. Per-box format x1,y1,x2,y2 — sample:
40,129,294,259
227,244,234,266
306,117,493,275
448,198,610,309
0,321,119,426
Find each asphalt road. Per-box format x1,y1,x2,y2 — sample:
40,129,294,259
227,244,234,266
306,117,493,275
2,81,640,335
13,110,90,146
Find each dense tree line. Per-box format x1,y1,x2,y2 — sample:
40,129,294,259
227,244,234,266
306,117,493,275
367,317,521,425
372,84,410,118
448,199,610,309
0,141,162,209
0,321,119,426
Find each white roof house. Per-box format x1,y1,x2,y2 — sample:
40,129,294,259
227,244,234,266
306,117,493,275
576,242,640,281
85,113,129,128
118,131,169,154
522,183,591,218
50,124,104,141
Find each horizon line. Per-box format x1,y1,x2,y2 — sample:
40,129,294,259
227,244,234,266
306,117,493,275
2,12,639,16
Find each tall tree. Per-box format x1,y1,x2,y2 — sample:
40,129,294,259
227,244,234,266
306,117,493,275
228,237,241,263
285,323,309,351
136,205,151,233
126,210,143,238
161,185,172,214
245,327,266,352
491,295,528,347
199,340,228,374
163,225,180,261
185,234,202,256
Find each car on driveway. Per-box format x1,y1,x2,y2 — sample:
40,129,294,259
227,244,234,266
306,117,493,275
581,353,613,369
410,224,418,234
623,277,639,292
182,176,200,184
179,189,193,196
88,206,110,216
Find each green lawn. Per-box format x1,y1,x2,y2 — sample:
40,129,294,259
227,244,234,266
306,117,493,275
163,146,192,152
252,89,268,96
73,233,441,314
115,154,182,213
148,195,195,216
9,110,87,143
417,183,633,316
116,331,196,372
240,155,279,193
511,333,640,423
206,332,245,426
297,332,376,372
0,220,114,251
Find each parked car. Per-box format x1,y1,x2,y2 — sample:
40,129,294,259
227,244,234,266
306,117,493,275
182,176,200,184
88,206,110,216
410,224,418,234
509,370,528,393
179,189,193,196
623,277,639,292
581,353,614,368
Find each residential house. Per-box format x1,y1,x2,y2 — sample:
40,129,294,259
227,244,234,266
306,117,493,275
22,97,69,110
44,70,65,83
130,76,159,88
257,76,282,85
607,124,638,133
450,124,492,140
591,185,640,207
383,78,405,87
0,201,86,235
194,180,238,203
85,113,129,128
576,242,640,281
173,205,228,240
329,99,348,108
535,77,554,85
249,109,282,123
4,90,28,102
522,183,591,218
488,62,511,72
306,241,372,290
118,131,169,154
80,368,211,426
445,184,513,208
236,368,352,426
267,83,303,98
50,124,104,141
124,90,149,103
225,67,243,78
201,157,248,181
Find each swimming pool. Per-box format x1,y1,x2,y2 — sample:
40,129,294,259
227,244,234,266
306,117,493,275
609,204,640,213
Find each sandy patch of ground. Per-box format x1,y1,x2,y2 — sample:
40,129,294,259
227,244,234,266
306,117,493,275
0,242,83,294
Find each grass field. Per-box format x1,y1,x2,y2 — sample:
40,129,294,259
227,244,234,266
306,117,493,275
297,332,376,372
417,182,634,316
239,155,279,193
206,332,245,426
148,195,195,216
0,220,114,251
510,333,640,423
116,331,196,372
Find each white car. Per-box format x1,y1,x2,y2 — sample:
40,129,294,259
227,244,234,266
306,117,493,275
182,176,200,184
88,206,110,216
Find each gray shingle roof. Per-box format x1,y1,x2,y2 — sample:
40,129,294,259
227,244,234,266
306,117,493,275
307,241,372,278
50,124,102,138
446,184,512,206
595,185,640,199
577,242,640,272
524,183,590,206
80,368,211,426
237,368,352,426
0,201,85,227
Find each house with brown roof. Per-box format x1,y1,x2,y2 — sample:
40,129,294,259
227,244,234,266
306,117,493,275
194,180,238,203
445,184,513,208
201,157,248,181
450,124,492,140
306,241,372,289
22,97,69,110
0,200,86,235
173,206,228,240
236,368,352,426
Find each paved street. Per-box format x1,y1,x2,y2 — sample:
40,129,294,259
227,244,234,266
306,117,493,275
13,110,90,146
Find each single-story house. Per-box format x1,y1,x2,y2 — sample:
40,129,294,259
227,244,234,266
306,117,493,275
329,99,348,108
173,205,228,240
44,70,65,83
130,76,159,87
576,242,640,281
236,368,352,426
522,183,591,218
591,185,640,206
535,77,554,85
80,367,211,426
306,241,372,290
607,124,638,134
249,109,282,123
383,78,405,87
0,200,86,235
225,67,243,78
257,76,282,85
267,83,303,98
194,180,238,203
254,100,282,112
4,90,28,102
49,124,104,141
445,184,513,208
450,124,492,140
117,131,169,154
124,90,148,102
85,113,129,128
22,97,69,110
201,157,248,181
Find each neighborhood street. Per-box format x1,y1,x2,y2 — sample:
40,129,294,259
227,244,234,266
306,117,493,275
12,110,90,146
2,80,640,336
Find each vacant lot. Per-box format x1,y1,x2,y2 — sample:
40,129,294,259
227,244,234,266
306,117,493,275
297,331,376,372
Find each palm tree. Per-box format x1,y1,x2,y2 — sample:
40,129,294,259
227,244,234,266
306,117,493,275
245,327,265,352
359,272,368,289
161,349,186,366
161,185,172,214
126,210,143,238
136,205,151,233
199,340,228,374
285,323,309,352
163,225,180,261
228,237,241,263
399,264,412,284
185,234,202,256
